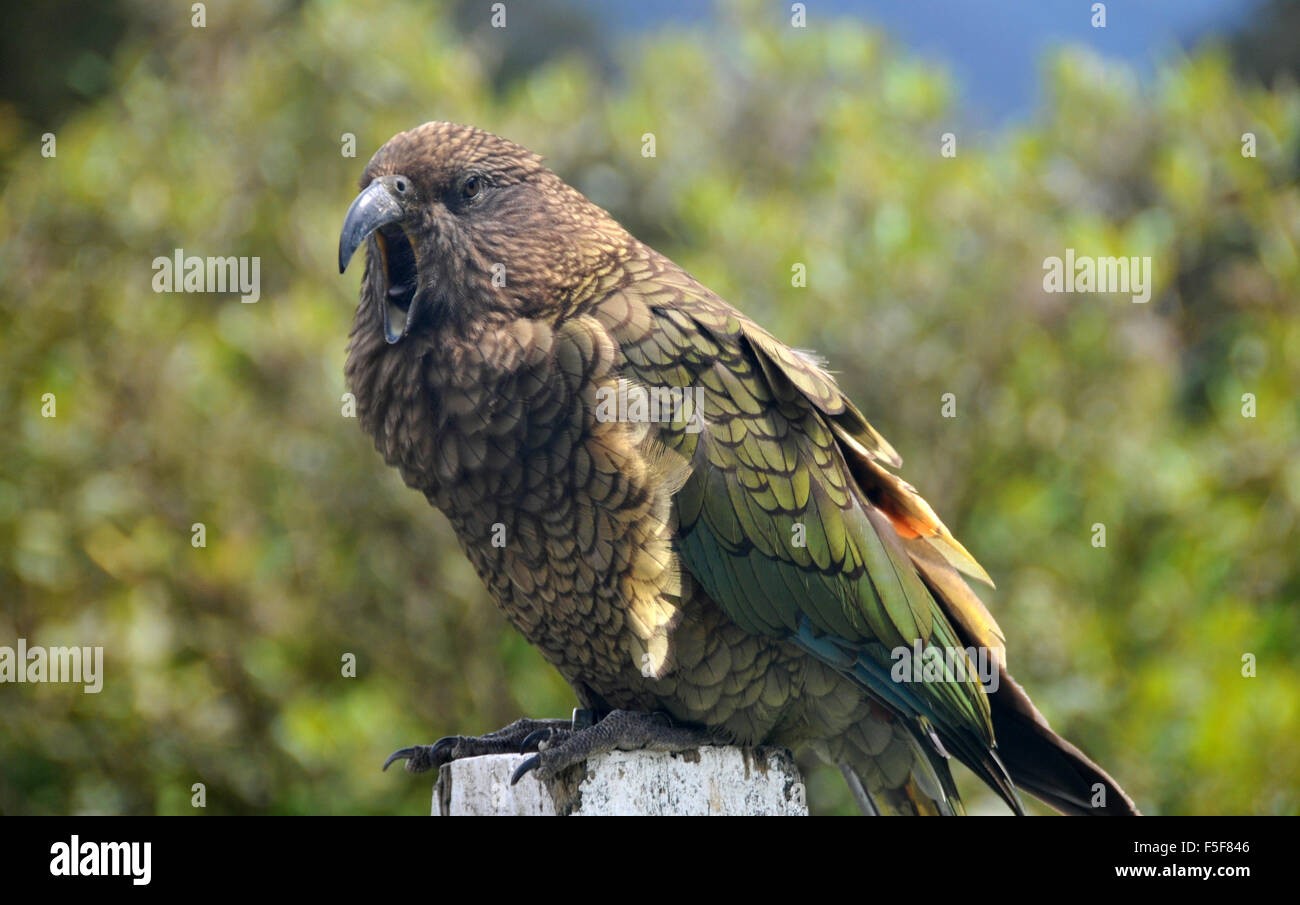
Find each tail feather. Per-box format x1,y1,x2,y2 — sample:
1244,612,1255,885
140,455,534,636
990,667,1140,816
905,535,1139,815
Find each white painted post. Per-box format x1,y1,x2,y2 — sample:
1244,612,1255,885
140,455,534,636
432,747,807,816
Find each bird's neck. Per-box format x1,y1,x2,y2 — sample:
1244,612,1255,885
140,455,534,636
344,310,544,502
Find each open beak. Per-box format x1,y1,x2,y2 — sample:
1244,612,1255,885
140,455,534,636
339,179,419,344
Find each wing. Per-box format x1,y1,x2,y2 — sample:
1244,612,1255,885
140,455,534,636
585,255,1021,812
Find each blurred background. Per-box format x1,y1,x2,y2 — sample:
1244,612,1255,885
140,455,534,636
1,0,1297,815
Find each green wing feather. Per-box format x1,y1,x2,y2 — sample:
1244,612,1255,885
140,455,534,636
590,261,1020,812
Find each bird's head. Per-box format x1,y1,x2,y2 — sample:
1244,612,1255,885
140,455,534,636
339,121,622,343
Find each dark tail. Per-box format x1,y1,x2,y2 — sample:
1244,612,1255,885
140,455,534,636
990,668,1140,816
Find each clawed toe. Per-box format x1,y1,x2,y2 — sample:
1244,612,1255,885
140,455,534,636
383,718,578,777
510,754,542,785
382,713,706,783
382,735,460,773
507,710,714,784
382,746,419,772
519,727,572,752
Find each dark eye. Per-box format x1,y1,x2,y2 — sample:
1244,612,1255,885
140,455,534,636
461,175,482,201
394,176,409,195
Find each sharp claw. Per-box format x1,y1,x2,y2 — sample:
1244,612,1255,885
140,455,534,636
382,747,419,772
519,729,552,752
383,736,461,773
428,736,459,759
511,755,541,785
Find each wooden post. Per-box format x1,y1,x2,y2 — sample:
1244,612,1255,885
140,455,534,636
432,747,808,816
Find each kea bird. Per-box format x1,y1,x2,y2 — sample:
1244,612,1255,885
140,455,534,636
338,121,1137,815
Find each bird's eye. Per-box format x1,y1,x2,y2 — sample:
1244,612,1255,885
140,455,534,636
394,177,409,195
461,175,481,201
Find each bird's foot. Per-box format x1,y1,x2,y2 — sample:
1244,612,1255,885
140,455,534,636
510,709,713,785
383,715,580,774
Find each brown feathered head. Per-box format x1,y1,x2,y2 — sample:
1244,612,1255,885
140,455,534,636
339,121,626,342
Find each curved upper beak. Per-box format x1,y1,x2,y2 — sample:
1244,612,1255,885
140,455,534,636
338,180,404,274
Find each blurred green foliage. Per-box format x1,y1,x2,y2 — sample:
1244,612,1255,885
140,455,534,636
1,0,1298,815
